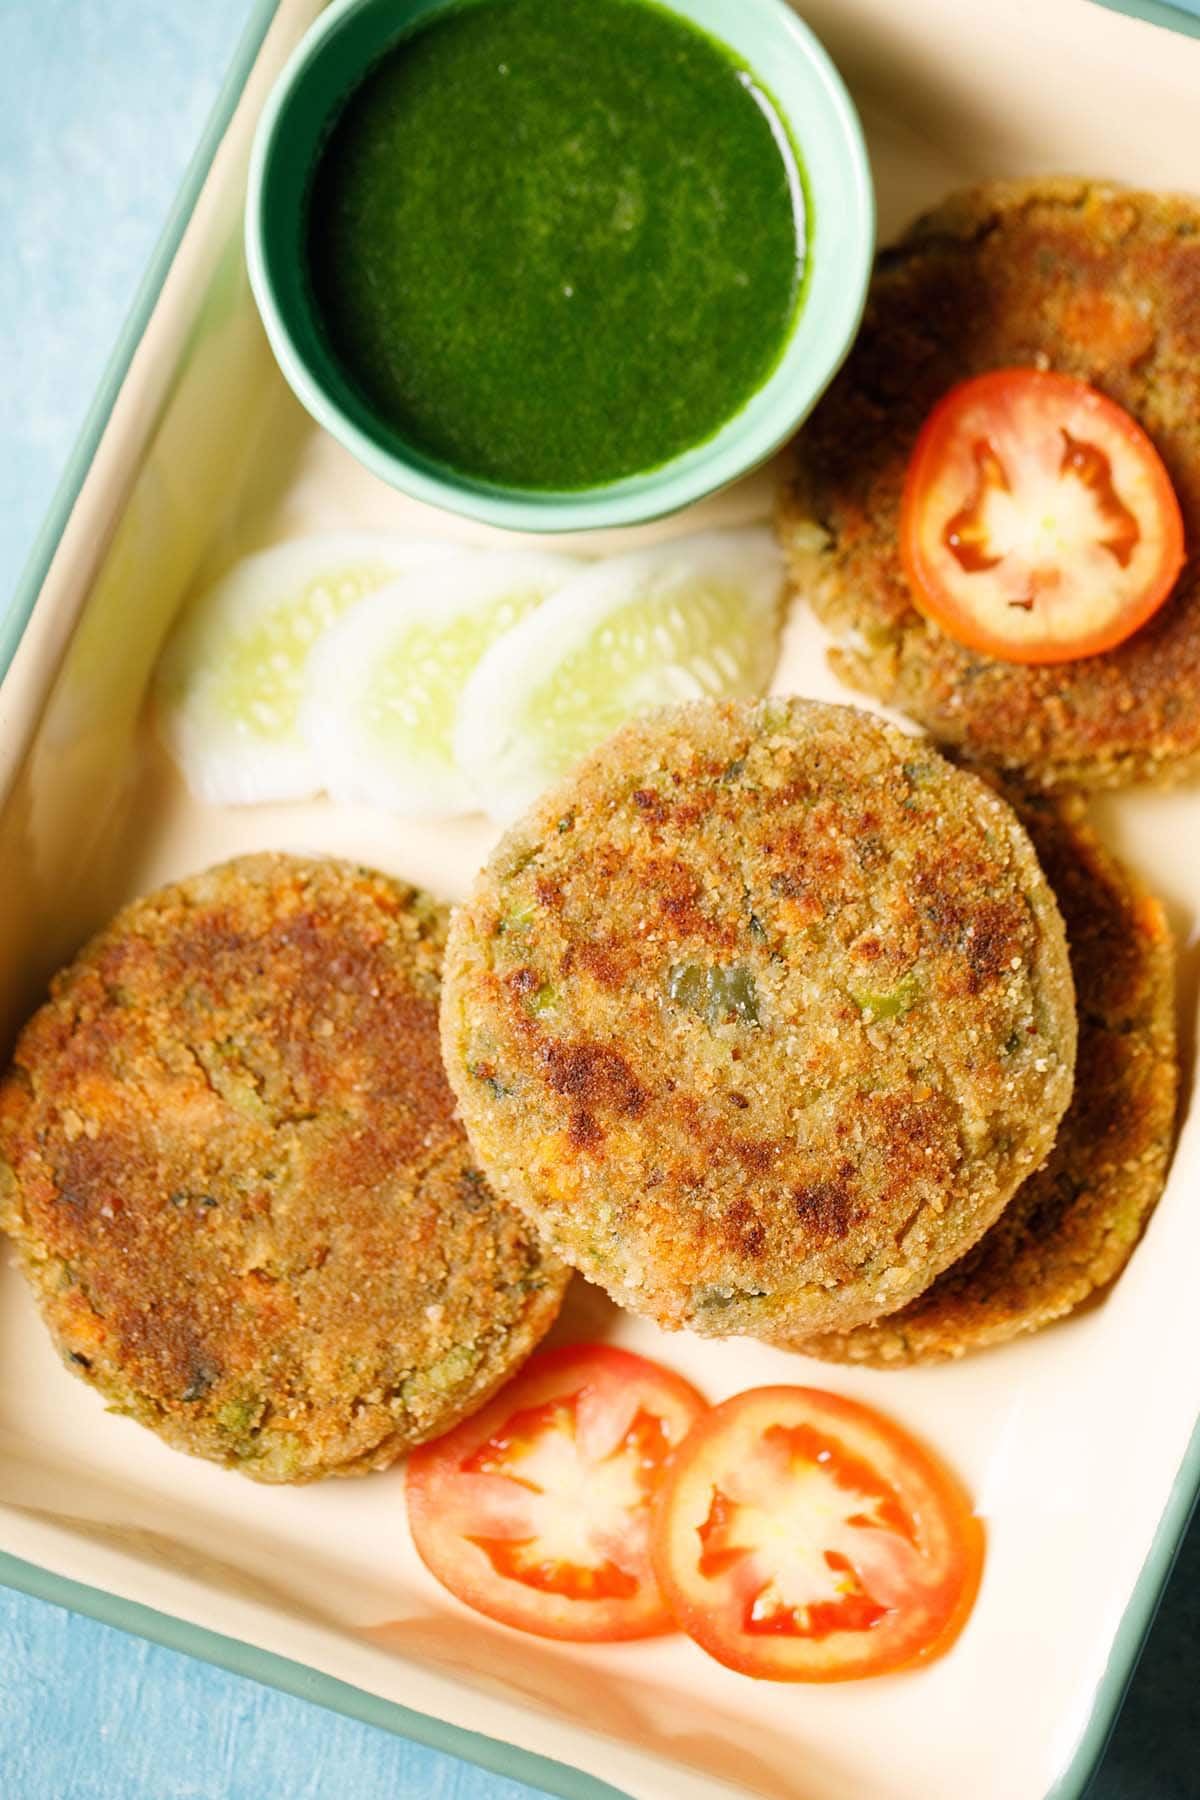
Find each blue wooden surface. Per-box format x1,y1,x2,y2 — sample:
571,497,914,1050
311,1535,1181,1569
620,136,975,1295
0,4,1198,1797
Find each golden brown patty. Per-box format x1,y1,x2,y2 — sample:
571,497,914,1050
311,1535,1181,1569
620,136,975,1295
440,698,1076,1340
0,854,568,1482
780,177,1200,789
792,795,1176,1364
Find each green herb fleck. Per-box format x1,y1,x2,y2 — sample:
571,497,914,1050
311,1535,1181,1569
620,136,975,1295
693,1285,768,1312
467,1061,511,1100
497,901,535,937
217,1397,260,1437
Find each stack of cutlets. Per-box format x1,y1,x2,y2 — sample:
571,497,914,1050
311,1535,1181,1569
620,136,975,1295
441,179,1185,1363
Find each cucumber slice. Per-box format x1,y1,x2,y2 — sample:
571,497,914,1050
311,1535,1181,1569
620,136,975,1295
155,533,455,804
453,528,784,823
301,551,580,817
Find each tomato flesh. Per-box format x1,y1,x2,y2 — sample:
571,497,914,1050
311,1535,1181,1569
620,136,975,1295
406,1344,707,1641
652,1386,983,1681
900,368,1185,664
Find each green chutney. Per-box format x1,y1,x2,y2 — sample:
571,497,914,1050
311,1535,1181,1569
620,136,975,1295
307,0,805,491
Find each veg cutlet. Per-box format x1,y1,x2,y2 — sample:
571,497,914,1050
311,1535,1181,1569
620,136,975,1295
440,698,1077,1340
792,794,1176,1364
0,854,568,1482
780,177,1200,788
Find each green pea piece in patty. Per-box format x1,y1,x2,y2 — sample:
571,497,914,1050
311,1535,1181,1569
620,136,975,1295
307,0,805,490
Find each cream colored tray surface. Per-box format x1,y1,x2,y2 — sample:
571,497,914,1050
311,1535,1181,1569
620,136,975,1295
2,4,1199,1797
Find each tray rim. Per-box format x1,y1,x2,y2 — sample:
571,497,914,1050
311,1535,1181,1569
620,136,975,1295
1,2,1199,1797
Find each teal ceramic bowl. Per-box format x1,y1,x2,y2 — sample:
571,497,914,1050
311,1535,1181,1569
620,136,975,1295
246,0,874,532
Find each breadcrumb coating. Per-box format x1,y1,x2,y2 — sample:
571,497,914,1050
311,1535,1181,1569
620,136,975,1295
0,854,568,1482
781,177,1200,788
441,699,1076,1339
791,791,1176,1364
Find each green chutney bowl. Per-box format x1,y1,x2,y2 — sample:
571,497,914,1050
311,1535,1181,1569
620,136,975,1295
246,0,875,533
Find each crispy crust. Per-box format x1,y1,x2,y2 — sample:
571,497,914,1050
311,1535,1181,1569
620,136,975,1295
792,794,1177,1365
0,854,568,1482
440,699,1076,1339
780,177,1200,789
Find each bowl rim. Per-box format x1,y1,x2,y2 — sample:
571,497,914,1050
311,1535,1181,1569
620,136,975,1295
245,0,875,532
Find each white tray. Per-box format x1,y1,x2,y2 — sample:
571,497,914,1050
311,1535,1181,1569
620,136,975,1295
2,4,1198,1797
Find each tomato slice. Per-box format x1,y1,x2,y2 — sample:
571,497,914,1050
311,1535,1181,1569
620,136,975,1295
406,1343,708,1641
900,368,1185,664
652,1386,983,1681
